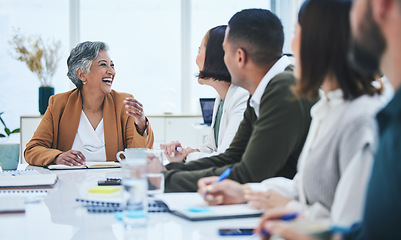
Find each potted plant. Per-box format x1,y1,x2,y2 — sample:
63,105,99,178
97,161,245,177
10,30,62,115
0,112,20,170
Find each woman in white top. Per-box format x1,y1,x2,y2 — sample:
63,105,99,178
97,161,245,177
198,0,383,227
161,25,249,162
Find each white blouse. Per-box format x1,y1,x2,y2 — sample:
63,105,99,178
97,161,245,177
71,111,106,162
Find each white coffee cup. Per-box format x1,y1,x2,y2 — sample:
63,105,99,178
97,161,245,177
116,148,149,161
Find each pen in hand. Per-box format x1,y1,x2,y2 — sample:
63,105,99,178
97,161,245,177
202,168,232,198
76,154,86,165
215,168,232,183
260,212,300,237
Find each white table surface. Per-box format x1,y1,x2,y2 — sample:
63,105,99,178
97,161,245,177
0,165,262,240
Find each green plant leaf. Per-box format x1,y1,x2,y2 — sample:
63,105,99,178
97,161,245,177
5,128,10,136
11,128,20,134
0,133,5,138
0,115,6,128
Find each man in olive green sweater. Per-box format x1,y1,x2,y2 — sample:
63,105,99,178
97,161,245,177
164,9,316,192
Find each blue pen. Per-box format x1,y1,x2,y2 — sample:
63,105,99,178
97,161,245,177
261,212,299,236
202,168,231,197
216,168,231,183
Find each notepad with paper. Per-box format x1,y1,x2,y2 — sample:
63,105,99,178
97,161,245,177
0,169,58,189
47,161,121,170
154,193,263,221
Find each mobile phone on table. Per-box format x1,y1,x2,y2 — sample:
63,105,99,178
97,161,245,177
218,228,254,236
98,178,121,186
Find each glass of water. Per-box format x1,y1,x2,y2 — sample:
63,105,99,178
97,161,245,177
146,149,165,195
121,149,148,229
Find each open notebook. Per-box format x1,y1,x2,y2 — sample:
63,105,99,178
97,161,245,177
47,161,121,170
154,192,263,221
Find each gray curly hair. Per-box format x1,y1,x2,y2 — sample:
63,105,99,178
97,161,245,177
67,41,109,90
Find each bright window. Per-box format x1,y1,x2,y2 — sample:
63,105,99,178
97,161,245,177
80,0,181,115
0,0,303,143
0,0,69,142
189,0,271,113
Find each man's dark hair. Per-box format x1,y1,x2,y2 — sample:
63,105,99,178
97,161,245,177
295,0,381,100
198,25,231,82
227,8,284,67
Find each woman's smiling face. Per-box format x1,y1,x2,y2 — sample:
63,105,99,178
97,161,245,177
84,50,115,95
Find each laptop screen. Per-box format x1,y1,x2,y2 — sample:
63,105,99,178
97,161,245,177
199,98,215,125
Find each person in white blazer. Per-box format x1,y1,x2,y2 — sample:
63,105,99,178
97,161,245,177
161,25,249,163
188,84,248,161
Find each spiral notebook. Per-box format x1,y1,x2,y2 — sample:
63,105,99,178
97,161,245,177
75,197,169,213
0,189,49,197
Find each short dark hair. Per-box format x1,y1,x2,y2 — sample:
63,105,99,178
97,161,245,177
198,25,231,82
294,0,381,100
67,41,108,91
227,8,284,67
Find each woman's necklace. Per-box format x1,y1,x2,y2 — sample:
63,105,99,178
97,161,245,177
82,104,103,113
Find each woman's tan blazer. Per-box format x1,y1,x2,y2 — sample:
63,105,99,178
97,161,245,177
24,89,154,166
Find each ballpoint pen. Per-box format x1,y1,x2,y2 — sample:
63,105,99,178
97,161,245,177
215,168,232,183
202,168,231,197
261,212,300,236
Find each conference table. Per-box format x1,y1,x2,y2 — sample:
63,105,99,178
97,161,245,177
0,165,262,240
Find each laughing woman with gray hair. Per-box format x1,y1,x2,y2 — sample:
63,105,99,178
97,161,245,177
25,41,154,166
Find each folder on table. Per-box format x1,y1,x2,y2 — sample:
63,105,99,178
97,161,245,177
154,192,263,221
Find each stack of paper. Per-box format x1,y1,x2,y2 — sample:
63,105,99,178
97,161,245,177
0,170,57,212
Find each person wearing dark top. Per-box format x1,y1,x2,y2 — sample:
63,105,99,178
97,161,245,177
163,9,316,192
255,0,401,239
342,0,401,238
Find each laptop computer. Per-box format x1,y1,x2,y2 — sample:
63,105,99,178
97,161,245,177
199,98,215,126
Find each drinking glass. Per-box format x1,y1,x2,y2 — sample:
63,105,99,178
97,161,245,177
146,149,165,195
121,149,148,228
